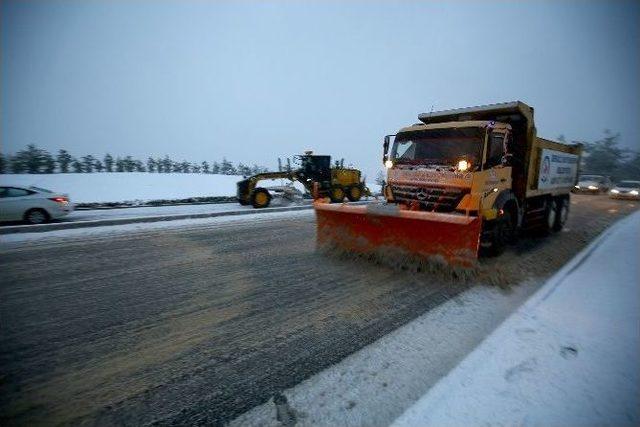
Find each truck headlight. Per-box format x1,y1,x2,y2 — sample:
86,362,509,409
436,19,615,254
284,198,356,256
631,190,639,195
457,159,470,172
384,159,394,169
588,185,598,190
610,189,619,194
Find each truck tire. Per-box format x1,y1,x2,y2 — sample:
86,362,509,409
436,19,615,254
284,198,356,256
330,186,345,203
346,186,362,202
541,198,557,235
251,188,271,208
484,211,513,257
553,196,569,232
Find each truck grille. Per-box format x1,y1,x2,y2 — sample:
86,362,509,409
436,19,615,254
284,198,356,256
390,185,468,212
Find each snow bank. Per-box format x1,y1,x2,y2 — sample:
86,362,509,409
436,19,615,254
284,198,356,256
393,211,640,426
0,173,244,204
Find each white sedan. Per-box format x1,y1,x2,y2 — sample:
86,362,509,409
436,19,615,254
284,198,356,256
0,186,74,224
609,180,640,200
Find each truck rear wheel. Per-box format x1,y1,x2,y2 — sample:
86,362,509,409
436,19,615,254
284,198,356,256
541,198,557,235
346,186,362,202
553,196,569,232
330,187,345,203
252,188,271,208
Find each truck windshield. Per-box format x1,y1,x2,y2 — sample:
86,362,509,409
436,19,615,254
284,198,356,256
391,127,484,170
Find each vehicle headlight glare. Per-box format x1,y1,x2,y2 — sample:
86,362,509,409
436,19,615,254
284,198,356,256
457,159,469,172
384,159,394,169
610,189,619,194
631,190,639,195
574,185,580,189
588,185,598,190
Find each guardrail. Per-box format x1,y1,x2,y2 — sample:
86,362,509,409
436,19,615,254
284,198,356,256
0,205,316,235
0,200,375,235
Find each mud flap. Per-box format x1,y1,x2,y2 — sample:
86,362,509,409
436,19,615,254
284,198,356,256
314,202,482,267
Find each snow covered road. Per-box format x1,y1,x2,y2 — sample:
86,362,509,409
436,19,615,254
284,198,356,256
0,195,637,426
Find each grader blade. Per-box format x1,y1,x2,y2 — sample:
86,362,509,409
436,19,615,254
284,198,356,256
314,202,482,267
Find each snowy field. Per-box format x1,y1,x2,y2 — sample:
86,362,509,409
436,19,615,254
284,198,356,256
1,173,245,204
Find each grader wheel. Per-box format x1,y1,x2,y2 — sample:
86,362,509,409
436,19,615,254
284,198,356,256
329,186,345,203
252,188,272,208
347,186,362,202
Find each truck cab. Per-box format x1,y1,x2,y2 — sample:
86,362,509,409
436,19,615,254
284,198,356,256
383,120,514,219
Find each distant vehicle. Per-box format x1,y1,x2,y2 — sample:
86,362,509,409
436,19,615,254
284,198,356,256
609,180,640,200
0,186,74,224
573,174,611,194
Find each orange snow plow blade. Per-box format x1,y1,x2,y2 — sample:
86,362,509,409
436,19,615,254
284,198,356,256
314,202,482,267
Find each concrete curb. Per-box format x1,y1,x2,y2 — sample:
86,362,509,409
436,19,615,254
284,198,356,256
0,205,316,235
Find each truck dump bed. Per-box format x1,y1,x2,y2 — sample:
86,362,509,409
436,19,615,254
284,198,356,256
527,137,581,197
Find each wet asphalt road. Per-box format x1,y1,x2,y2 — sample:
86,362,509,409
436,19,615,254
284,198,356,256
0,195,637,426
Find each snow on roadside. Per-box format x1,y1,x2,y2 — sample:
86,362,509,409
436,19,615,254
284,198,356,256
1,173,244,204
393,210,640,426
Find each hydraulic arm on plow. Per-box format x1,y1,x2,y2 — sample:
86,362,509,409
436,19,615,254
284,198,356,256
314,101,581,266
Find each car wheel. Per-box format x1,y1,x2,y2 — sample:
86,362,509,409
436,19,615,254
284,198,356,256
24,208,50,225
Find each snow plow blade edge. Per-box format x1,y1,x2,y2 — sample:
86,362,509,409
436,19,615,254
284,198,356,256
314,203,482,267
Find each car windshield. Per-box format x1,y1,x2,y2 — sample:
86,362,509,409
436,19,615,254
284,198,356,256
617,181,640,188
391,127,484,170
580,175,605,183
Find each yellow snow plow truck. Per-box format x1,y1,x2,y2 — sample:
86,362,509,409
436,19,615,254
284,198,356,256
315,101,582,266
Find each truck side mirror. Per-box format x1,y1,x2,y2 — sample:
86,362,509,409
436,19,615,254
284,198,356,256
383,135,394,164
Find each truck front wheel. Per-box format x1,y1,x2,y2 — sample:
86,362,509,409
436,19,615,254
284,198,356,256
482,211,514,257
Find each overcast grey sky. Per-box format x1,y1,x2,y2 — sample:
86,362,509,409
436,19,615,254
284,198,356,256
2,0,639,177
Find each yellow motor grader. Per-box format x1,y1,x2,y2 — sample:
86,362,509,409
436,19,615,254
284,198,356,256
237,153,369,208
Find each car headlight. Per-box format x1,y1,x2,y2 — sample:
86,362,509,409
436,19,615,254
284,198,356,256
610,189,619,194
588,185,598,190
574,185,580,189
384,159,394,169
631,190,639,195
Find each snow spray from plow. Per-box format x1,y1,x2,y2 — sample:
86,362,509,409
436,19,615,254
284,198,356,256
314,202,482,268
